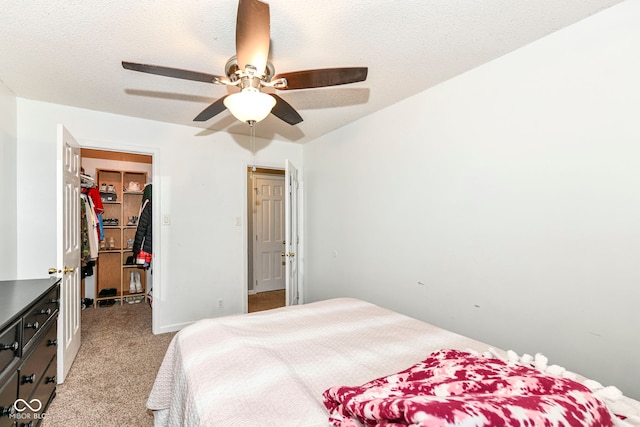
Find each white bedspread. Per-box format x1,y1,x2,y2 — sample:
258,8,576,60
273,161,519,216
147,298,640,427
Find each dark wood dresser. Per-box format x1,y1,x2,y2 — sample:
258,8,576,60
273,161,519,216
0,279,60,427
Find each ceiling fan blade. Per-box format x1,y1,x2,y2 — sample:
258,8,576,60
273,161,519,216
236,0,270,75
274,67,368,90
269,94,303,125
122,61,224,83
193,96,229,122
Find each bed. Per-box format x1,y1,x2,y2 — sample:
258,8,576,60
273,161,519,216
147,298,640,426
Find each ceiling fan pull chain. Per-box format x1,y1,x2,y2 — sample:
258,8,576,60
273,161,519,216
250,121,257,172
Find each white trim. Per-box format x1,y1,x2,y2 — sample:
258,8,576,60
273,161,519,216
252,171,286,294
297,168,304,304
241,161,249,314
241,160,290,314
76,139,164,335
154,320,193,335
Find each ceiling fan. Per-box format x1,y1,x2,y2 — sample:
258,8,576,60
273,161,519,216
122,0,368,126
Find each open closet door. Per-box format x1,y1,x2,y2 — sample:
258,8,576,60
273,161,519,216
284,160,300,306
56,124,82,383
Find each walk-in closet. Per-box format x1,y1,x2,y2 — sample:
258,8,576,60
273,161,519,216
80,149,153,313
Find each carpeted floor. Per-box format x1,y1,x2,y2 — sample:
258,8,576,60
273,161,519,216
40,291,283,426
41,302,175,427
248,289,285,312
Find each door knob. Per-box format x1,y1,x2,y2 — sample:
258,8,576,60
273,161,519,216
63,266,75,274
48,268,60,275
289,252,295,257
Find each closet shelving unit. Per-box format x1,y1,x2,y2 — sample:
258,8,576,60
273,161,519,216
95,169,148,306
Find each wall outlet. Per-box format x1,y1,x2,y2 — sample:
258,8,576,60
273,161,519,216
217,299,224,309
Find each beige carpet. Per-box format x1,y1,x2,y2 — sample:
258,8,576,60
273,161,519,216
42,302,175,427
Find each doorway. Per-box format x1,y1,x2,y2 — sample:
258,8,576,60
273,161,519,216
247,167,286,312
80,148,153,314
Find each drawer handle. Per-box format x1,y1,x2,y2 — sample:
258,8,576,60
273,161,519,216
21,373,36,384
38,308,52,316
46,375,57,384
26,321,39,330
47,338,58,347
0,341,19,352
1,405,16,417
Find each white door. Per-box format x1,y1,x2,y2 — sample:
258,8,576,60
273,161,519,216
285,160,300,306
253,174,286,292
56,125,82,383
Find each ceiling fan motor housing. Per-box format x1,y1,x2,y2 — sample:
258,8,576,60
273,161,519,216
224,55,275,82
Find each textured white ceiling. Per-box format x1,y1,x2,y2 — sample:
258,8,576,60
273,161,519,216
1,0,623,143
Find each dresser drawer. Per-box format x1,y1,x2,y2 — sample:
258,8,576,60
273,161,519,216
0,321,21,380
21,287,59,352
27,356,56,424
17,323,57,402
0,371,17,427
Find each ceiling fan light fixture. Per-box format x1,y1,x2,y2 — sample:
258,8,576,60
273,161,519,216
223,88,275,123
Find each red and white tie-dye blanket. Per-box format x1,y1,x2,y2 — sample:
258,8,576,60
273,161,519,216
323,349,613,427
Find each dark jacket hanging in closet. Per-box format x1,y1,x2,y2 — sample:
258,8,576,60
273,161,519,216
133,200,152,255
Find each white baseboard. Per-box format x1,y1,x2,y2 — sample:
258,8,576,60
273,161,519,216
153,321,193,335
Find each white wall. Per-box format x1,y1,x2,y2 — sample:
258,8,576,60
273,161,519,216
0,81,17,280
15,99,302,333
303,1,640,399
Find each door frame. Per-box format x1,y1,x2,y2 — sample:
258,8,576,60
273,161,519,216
242,161,303,313
76,138,163,334
284,159,300,306
250,169,286,294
